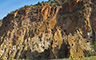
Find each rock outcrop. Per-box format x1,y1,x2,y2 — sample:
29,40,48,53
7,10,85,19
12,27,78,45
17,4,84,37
0,0,95,59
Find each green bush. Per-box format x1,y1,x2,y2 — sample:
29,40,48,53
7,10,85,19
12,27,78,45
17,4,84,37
42,1,45,3
51,1,55,3
24,5,27,8
37,2,41,5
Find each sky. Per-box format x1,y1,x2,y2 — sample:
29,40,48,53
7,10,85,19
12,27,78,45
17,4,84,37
0,0,48,19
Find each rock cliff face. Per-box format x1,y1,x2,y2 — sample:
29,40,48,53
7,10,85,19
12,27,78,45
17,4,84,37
0,0,95,59
90,2,96,43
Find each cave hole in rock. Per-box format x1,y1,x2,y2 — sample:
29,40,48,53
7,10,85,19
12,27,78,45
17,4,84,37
87,40,89,43
72,44,73,46
64,30,67,33
61,31,63,36
51,29,54,34
90,36,92,38
27,39,28,42
42,47,44,49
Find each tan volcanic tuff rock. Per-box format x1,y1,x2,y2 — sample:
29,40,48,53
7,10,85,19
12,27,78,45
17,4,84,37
0,0,95,59
68,30,93,58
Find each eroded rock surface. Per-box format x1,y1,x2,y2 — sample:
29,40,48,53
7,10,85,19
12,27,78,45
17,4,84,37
0,0,95,59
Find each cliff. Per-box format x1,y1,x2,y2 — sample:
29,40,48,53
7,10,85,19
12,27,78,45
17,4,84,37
0,0,96,59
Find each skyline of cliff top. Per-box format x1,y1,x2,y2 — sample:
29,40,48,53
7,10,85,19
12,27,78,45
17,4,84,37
0,0,48,19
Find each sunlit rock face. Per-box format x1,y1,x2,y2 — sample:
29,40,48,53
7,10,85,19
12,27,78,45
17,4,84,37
0,0,95,59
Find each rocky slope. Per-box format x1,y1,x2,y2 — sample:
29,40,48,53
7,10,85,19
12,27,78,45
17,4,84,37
0,0,96,59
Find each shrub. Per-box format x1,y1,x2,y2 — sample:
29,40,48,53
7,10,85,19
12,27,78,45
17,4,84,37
42,1,45,3
37,2,41,5
24,5,27,8
51,1,55,3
